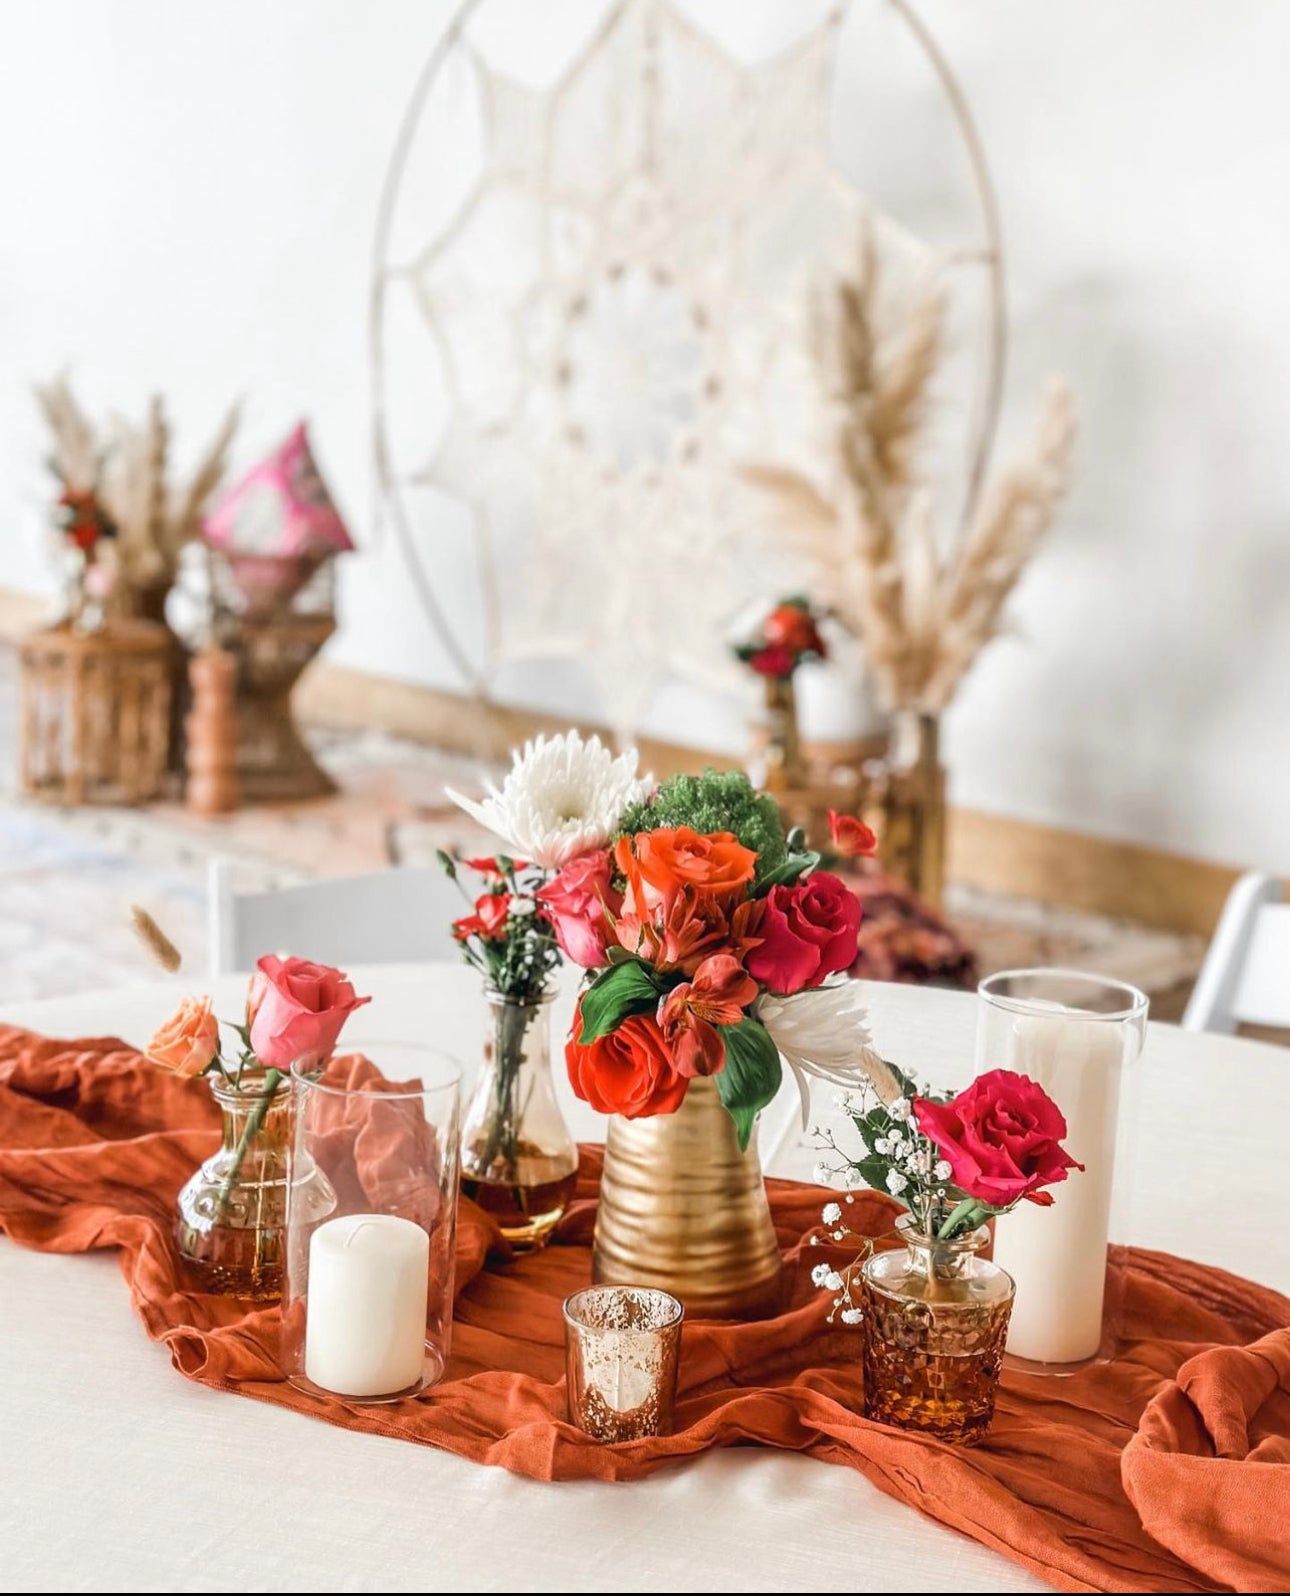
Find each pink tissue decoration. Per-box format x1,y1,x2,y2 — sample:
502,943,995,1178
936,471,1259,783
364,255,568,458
203,423,354,559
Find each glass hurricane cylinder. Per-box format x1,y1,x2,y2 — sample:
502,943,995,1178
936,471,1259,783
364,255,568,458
176,1071,328,1301
860,1218,1014,1445
976,968,1148,1369
282,1047,460,1402
460,987,577,1250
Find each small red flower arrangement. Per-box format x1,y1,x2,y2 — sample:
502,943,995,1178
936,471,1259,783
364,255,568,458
734,595,828,680
813,1061,1082,1318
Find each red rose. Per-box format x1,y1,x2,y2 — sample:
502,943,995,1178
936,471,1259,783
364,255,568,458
565,1004,689,1118
248,954,370,1071
914,1069,1084,1209
745,871,861,994
658,953,758,1078
828,809,878,859
748,642,797,678
537,849,621,968
763,603,825,657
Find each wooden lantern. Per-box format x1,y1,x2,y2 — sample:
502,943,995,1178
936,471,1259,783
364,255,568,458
20,621,173,806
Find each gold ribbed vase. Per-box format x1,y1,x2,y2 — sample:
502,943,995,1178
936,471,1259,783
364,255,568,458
593,1077,783,1319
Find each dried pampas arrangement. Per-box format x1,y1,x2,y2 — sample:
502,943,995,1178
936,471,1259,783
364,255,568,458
34,375,238,593
746,230,1075,714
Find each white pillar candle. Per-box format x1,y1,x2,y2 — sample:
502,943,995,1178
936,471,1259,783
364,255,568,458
990,1011,1124,1364
305,1213,429,1397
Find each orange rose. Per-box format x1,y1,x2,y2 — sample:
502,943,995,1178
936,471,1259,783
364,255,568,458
565,1005,689,1118
615,826,756,913
146,995,220,1078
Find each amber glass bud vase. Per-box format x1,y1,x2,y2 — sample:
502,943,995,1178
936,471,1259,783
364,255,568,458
460,988,577,1250
860,1217,1014,1445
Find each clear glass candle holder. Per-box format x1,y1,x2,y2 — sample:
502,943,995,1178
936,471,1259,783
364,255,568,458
282,1045,461,1403
976,968,1148,1370
564,1286,683,1442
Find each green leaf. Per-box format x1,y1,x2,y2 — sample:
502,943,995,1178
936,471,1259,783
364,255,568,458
716,1017,782,1151
577,961,661,1043
857,1153,897,1199
754,850,819,893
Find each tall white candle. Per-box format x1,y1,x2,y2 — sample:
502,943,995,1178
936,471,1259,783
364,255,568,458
990,1011,1124,1364
305,1213,429,1397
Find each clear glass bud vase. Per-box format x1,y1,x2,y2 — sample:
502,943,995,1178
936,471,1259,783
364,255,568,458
460,987,577,1251
176,1072,330,1300
860,1217,1014,1445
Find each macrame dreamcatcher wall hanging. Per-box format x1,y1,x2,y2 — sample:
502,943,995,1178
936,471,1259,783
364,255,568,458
370,0,1004,742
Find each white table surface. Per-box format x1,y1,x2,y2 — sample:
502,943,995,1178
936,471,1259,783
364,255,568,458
1,964,1286,1595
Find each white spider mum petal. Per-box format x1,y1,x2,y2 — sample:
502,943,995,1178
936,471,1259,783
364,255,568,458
759,981,895,1128
446,730,652,871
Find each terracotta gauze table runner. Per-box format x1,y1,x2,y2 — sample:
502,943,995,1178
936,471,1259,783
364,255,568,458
1,1028,1287,1595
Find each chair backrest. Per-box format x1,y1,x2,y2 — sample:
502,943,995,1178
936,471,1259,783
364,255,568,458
1182,871,1290,1033
208,859,461,976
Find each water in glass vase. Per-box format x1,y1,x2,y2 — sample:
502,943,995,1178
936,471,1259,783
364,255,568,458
860,1218,1014,1446
175,1072,334,1299
460,988,577,1251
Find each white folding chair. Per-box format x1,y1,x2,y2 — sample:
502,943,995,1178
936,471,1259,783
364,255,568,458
207,859,462,977
1182,871,1290,1034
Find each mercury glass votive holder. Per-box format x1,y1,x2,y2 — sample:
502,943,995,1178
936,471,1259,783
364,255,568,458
563,1286,683,1442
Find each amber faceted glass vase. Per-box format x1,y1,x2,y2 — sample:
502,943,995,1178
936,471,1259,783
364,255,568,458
860,1217,1014,1445
593,1076,782,1319
460,988,577,1251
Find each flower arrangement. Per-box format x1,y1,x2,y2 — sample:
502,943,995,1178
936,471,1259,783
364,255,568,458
812,1065,1082,1320
438,852,560,1002
148,955,370,1206
450,733,889,1151
733,595,828,680
35,375,237,618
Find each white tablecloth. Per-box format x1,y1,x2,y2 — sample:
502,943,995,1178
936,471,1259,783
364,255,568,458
1,966,1285,1594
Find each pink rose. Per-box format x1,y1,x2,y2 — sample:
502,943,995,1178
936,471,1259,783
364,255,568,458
248,954,371,1071
914,1070,1084,1209
745,872,862,994
537,849,622,968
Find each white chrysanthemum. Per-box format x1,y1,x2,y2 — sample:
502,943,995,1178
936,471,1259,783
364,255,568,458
758,981,894,1129
446,731,651,871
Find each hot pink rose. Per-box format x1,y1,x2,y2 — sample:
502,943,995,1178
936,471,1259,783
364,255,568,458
744,872,861,994
914,1070,1084,1209
248,954,371,1071
537,849,622,968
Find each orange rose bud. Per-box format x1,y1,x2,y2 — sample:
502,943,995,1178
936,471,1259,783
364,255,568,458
146,995,220,1078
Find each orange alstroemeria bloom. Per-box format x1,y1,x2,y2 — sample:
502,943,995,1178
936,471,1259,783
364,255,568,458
658,953,759,1078
614,883,730,976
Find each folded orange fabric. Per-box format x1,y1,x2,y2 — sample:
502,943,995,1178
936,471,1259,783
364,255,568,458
1122,1330,1290,1591
2,1027,1288,1595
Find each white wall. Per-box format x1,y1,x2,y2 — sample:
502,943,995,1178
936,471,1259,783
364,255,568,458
2,0,1287,872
